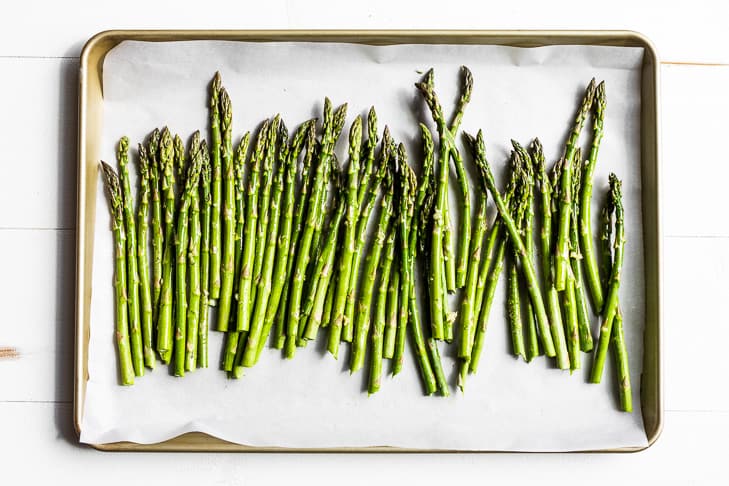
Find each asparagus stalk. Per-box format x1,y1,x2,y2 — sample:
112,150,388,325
451,67,473,289
251,116,281,310
505,152,529,360
272,124,317,349
457,187,487,360
416,68,473,292
342,142,388,344
117,137,144,376
236,121,270,333
531,139,551,296
184,135,203,372
590,174,625,383
467,131,556,358
415,77,449,339
581,81,607,312
355,107,379,209
469,221,508,373
147,129,163,325
257,120,313,361
303,167,345,341
216,89,236,331
156,128,175,363
506,251,525,359
301,153,337,331
555,79,597,290
564,272,580,372
409,285,437,396
136,144,155,369
351,164,394,373
227,129,248,332
368,228,395,394
243,123,288,366
327,114,365,358
532,141,568,364
570,150,594,352
100,162,135,385
289,100,346,358
548,157,572,370
209,72,223,300
383,264,400,359
174,133,203,376
599,192,613,292
197,143,212,368
511,141,540,361
392,145,416,375
612,308,632,412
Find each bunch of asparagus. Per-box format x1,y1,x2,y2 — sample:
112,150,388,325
100,69,632,411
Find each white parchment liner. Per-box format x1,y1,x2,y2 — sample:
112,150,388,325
82,40,646,450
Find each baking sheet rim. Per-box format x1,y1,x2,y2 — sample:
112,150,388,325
74,29,662,453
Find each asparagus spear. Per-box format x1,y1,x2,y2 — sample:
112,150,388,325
322,270,338,330
303,164,345,341
351,162,394,373
242,123,288,366
251,116,281,310
227,129,248,332
581,81,607,312
570,150,594,352
457,185,487,360
174,133,203,376
612,308,632,412
173,134,186,185
415,67,473,292
197,143,212,368
548,157,572,370
289,100,347,358
590,174,625,384
156,128,176,363
467,131,556,360
100,162,135,385
554,79,597,291
327,114,364,358
561,149,581,372
209,72,223,300
450,67,473,289
184,135,203,372
505,153,528,360
405,141,444,393
393,145,416,375
117,137,144,376
216,89,236,331
236,120,270,332
136,144,155,369
383,264,400,359
409,285,437,396
415,76,448,339
257,121,313,361
147,129,163,325
511,140,540,361
342,139,388,344
532,141,568,365
599,192,613,292
355,107,379,209
368,227,395,394
272,123,317,349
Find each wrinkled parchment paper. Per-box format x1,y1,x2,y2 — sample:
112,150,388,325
81,40,647,450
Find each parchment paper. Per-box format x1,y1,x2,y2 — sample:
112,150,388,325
81,40,647,450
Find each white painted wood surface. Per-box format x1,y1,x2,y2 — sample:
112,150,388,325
1,1,727,483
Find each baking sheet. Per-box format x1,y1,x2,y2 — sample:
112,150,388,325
81,40,647,450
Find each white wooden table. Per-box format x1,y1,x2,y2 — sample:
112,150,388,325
2,1,728,483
